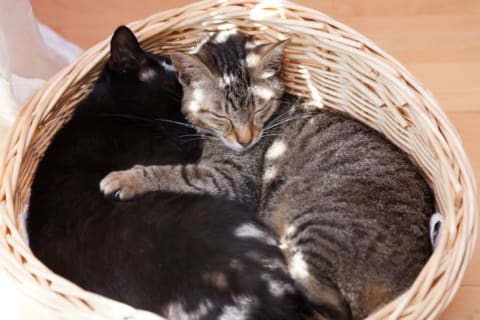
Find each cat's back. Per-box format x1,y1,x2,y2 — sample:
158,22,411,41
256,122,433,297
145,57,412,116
267,105,433,226
261,100,433,318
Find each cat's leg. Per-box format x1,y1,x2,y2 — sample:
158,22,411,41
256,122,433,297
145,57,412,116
100,163,251,201
261,186,353,320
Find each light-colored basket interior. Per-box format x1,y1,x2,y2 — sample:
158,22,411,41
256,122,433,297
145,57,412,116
0,0,477,319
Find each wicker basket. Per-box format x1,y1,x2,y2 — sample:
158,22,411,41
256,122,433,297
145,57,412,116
0,0,477,319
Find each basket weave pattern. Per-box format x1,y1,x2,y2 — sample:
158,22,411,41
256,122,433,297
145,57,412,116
0,0,477,319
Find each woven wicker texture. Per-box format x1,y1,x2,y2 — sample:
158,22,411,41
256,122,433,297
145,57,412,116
0,0,477,319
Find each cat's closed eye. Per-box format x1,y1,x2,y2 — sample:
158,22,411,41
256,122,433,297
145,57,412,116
200,108,228,120
254,101,274,120
254,106,268,116
199,109,233,130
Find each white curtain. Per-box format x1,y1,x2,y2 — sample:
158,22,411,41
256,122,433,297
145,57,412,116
0,0,82,149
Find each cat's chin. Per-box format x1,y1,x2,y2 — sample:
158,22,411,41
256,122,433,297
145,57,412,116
223,140,248,153
222,135,263,153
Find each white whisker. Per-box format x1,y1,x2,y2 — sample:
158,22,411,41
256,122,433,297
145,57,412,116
268,110,293,125
178,133,204,139
154,118,196,129
264,113,315,131
262,133,286,138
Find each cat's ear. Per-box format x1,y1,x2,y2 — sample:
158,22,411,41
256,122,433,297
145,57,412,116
252,39,290,80
108,26,145,74
170,53,215,86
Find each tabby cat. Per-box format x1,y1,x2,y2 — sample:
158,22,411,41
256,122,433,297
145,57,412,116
100,31,434,319
28,27,310,320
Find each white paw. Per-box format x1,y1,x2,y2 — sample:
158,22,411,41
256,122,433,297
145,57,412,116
99,167,144,201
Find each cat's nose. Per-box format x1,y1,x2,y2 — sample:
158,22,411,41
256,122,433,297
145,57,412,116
238,137,253,148
235,127,254,148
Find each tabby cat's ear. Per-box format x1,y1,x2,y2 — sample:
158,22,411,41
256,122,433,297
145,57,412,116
170,53,215,86
109,26,145,75
252,39,290,80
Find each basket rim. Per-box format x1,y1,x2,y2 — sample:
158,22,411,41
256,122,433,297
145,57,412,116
0,0,477,319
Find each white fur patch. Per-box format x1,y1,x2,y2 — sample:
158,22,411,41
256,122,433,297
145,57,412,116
246,53,260,68
262,166,277,182
261,273,295,297
161,60,176,72
260,70,276,79
279,240,288,250
187,89,205,112
224,140,246,153
193,88,205,101
219,73,237,87
266,258,288,272
195,300,214,318
286,225,296,237
187,100,201,113
235,223,277,246
289,251,310,281
139,68,156,82
214,29,238,44
252,86,274,101
245,251,287,273
265,139,287,160
229,259,244,271
245,41,257,49
279,225,295,251
164,300,214,320
219,295,255,320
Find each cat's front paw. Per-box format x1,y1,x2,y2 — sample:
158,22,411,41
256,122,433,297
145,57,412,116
100,166,146,200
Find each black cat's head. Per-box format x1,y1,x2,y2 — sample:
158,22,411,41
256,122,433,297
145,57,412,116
105,26,182,118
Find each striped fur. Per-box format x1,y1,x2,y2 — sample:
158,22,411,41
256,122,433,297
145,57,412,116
100,31,434,319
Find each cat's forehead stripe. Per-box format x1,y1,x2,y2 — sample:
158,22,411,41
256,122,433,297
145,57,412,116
198,31,250,76
225,88,253,112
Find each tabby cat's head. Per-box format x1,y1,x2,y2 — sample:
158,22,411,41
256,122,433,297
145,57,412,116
171,31,289,152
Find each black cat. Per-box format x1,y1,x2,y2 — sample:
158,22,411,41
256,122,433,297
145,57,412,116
27,26,309,319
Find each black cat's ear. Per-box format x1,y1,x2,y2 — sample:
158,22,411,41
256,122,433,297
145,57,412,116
251,39,290,80
170,52,214,86
109,26,145,74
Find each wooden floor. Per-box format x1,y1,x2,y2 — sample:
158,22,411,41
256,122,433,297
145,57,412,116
30,0,480,319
